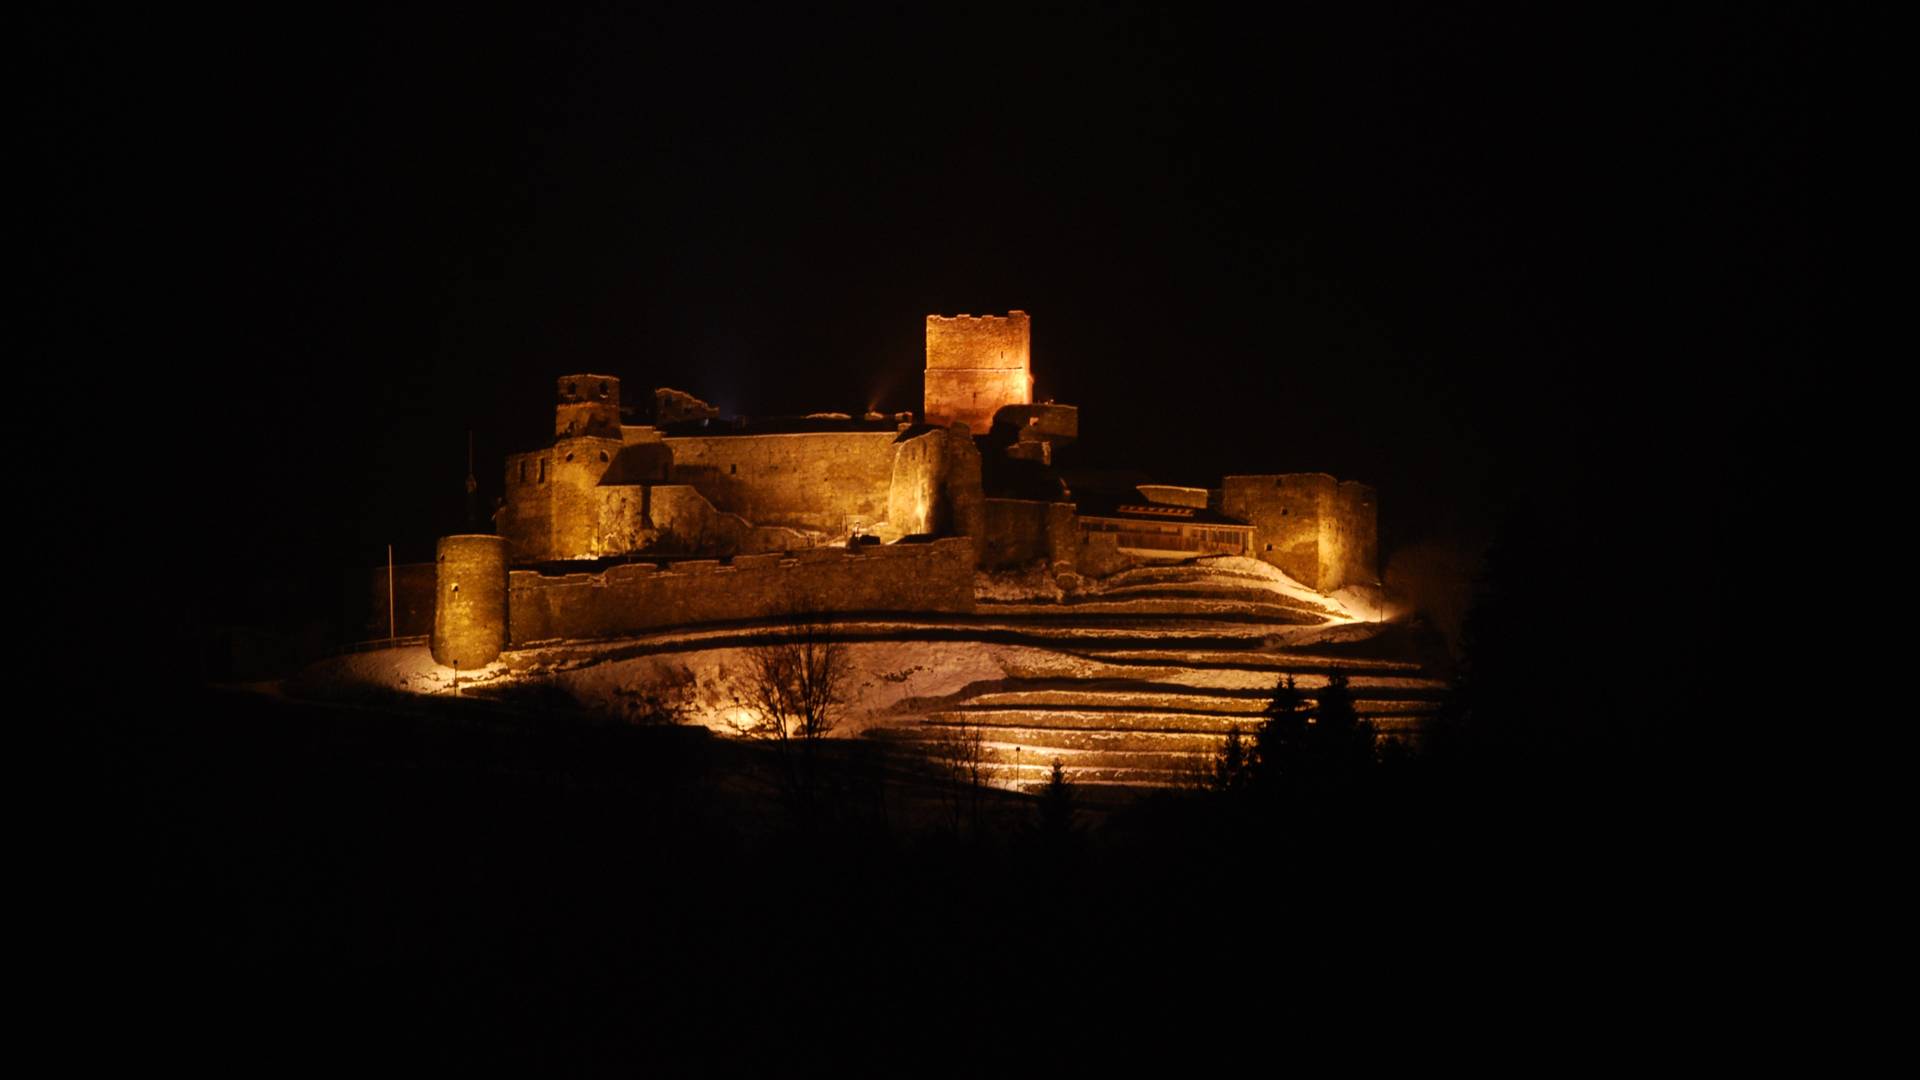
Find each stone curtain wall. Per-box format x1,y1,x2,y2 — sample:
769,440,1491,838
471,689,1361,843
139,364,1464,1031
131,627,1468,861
980,498,1078,571
1219,473,1378,592
924,312,1033,431
640,485,810,555
944,427,986,556
505,538,977,646
1330,480,1379,590
509,429,976,561
664,431,900,536
1222,474,1329,588
1076,532,1137,578
886,428,949,537
982,498,1049,567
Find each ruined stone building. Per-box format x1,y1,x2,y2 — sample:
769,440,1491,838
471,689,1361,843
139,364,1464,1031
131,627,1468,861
496,310,1373,586
426,311,1376,666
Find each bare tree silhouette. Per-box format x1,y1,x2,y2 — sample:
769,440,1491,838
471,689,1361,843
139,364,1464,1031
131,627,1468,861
731,598,850,822
928,716,990,837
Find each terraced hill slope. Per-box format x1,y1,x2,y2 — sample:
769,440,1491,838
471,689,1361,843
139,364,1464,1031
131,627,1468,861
301,557,1448,794
867,559,1444,789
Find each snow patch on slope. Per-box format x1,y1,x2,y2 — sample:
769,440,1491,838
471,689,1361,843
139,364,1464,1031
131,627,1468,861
289,645,510,698
548,639,1012,736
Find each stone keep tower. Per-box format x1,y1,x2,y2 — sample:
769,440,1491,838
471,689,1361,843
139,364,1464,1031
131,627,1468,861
555,374,622,439
499,375,627,563
923,311,1033,432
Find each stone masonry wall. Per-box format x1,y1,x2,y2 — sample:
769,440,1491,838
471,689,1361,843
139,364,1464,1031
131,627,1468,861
886,428,949,538
981,497,1077,570
554,374,622,439
664,431,900,537
1329,481,1379,590
1219,473,1377,592
1045,500,1078,572
982,498,1049,568
506,537,977,646
549,435,625,558
1075,533,1137,578
432,535,509,667
642,484,808,556
925,311,1032,371
589,486,651,557
944,426,985,560
925,369,1032,433
501,450,555,562
510,429,973,561
924,312,1033,431
1220,474,1328,588
501,436,622,562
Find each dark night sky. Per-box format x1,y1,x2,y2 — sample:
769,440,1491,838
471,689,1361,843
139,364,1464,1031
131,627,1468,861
40,4,1816,628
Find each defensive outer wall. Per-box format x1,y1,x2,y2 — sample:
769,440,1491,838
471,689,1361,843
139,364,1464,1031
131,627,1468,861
506,538,975,645
503,380,983,562
1218,474,1377,592
662,430,904,536
376,538,975,650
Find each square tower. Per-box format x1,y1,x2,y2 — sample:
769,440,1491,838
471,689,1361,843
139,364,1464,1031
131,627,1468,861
555,374,622,439
923,311,1033,432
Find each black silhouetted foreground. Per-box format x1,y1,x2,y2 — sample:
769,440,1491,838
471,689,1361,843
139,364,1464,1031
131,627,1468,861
79,486,1726,1067
87,701,1697,1064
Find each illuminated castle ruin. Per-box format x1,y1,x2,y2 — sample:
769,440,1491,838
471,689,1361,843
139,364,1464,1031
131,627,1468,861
922,311,1032,431
429,312,1376,667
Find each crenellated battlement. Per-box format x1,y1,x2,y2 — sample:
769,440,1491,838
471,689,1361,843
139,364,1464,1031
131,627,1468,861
926,310,1026,325
924,311,1031,370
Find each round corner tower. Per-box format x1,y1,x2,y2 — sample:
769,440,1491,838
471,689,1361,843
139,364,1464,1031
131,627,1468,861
555,374,622,439
431,534,509,668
